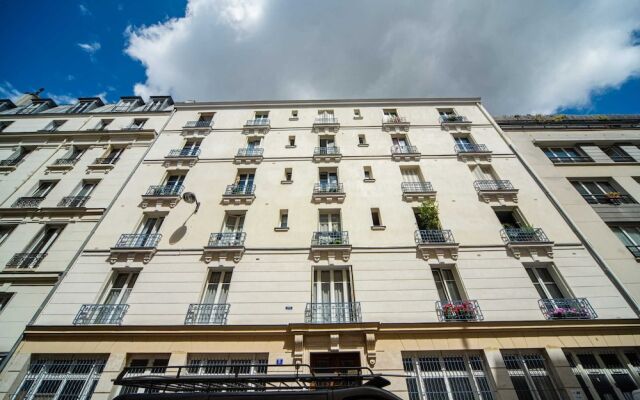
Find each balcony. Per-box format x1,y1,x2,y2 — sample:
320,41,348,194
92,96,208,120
5,253,47,269
581,193,636,205
58,196,90,208
312,116,340,133
436,300,483,322
310,231,351,262
46,157,79,172
204,232,246,263
401,182,436,202
87,157,119,173
548,156,593,164
439,115,471,131
184,303,230,325
454,143,492,163
500,227,553,259
141,185,184,208
312,183,345,203
304,302,361,324
473,180,519,204
382,116,410,132
12,196,44,208
415,230,458,262
182,120,213,136
164,148,200,168
234,147,264,164
313,147,342,162
539,298,597,320
0,158,23,172
626,245,640,258
243,119,270,134
222,183,255,205
390,145,420,161
73,303,129,325
110,233,162,264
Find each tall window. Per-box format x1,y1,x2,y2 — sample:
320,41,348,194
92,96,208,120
102,272,138,306
136,216,164,246
502,352,561,400
0,121,13,132
203,271,232,305
120,356,170,394
234,172,255,194
402,352,495,400
565,350,640,400
102,147,123,163
31,181,58,198
165,174,186,188
0,225,15,245
311,268,354,323
17,225,64,268
610,225,640,257
432,268,462,303
401,167,425,183
0,293,13,313
94,119,112,131
525,266,565,300
42,120,66,132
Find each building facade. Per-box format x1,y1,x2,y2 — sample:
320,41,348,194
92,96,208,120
0,99,639,400
0,94,174,363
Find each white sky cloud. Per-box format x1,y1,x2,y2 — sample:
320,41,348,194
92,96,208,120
78,42,101,54
79,4,91,16
128,0,637,113
0,81,22,101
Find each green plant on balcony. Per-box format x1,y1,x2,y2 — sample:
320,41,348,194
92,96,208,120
417,200,441,230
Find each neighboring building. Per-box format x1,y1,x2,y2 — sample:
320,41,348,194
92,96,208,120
0,94,174,364
1,99,639,400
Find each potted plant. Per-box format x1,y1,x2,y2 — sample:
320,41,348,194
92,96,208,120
417,200,444,242
442,301,475,320
606,191,621,200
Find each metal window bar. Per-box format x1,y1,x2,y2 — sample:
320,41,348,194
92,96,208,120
580,193,636,205
440,115,469,123
382,115,409,124
454,143,490,153
391,145,419,154
244,119,270,126
503,353,562,400
184,303,230,325
236,148,264,157
224,184,255,196
314,182,344,194
166,148,201,157
144,185,185,197
313,116,339,125
207,232,246,247
73,303,129,325
314,147,341,156
401,182,435,193
436,300,483,322
304,302,361,323
538,298,597,320
473,180,516,191
114,234,162,248
311,231,349,246
184,120,213,128
548,156,592,163
6,253,47,268
415,230,455,244
500,228,549,243
12,197,45,208
52,158,79,166
58,196,90,208
92,157,119,165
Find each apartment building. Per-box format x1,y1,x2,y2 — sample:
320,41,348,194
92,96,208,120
1,99,639,400
0,94,173,364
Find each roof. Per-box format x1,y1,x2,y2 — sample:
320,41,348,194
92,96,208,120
496,114,640,130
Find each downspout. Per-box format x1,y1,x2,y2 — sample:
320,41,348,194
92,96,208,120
477,102,640,316
0,108,177,372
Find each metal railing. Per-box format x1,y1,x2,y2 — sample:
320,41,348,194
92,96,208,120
500,228,550,243
121,125,145,131
313,116,339,125
166,148,200,157
401,181,434,193
207,232,246,247
6,252,47,268
610,155,635,162
92,157,119,165
626,245,640,258
52,157,79,166
224,183,255,196
539,298,597,320
382,115,409,124
73,304,129,325
12,196,45,208
436,300,483,321
305,302,361,323
580,193,636,205
415,229,455,244
114,233,162,248
0,158,22,166
314,146,341,156
244,119,270,126
454,143,490,153
314,182,344,194
236,147,264,157
311,231,349,246
473,180,516,191
184,303,230,325
184,120,213,128
58,196,90,207
144,184,184,197
440,115,469,124
548,155,592,163
391,145,419,154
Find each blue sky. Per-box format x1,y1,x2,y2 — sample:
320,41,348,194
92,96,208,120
1,0,639,115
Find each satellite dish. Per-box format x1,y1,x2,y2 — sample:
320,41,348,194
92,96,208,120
182,192,200,212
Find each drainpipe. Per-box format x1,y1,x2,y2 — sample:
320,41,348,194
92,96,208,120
477,102,640,316
0,108,177,372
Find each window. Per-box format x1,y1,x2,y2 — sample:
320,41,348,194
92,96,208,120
12,356,106,400
223,213,245,233
401,167,425,183
19,101,50,115
438,108,456,118
602,145,633,162
371,208,382,227
68,99,99,114
288,136,296,147
0,225,15,245
42,120,66,132
469,165,499,181
102,147,123,163
571,180,635,204
0,293,13,313
94,119,113,131
66,181,98,206
502,352,561,400
187,354,267,375
291,110,298,119
138,216,164,235
353,109,361,118
102,272,138,306
2,146,31,165
525,265,565,300
21,226,63,262
565,350,640,400
494,208,527,230
432,268,462,303
311,268,354,323
65,146,85,161
142,96,170,112
0,121,13,132
120,356,170,394
543,147,591,163
402,352,495,400
319,136,336,149
127,118,147,130
318,169,339,192
113,98,138,112
198,112,214,122
392,135,411,150
233,171,255,194
165,174,185,188
203,270,232,305
363,166,373,181
279,210,289,228
183,140,201,152
247,137,262,148
31,181,58,198
358,134,367,145
284,168,293,182
610,225,640,257
254,111,269,120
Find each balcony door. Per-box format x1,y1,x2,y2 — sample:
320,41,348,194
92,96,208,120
183,140,200,152
165,174,185,188
203,271,232,304
236,173,255,193
319,171,338,191
20,226,63,267
75,182,96,198
312,269,353,323
392,136,409,148
401,167,422,183
247,137,262,149
31,181,57,197
224,214,245,233
102,273,137,305
454,136,474,151
136,217,164,246
432,269,462,303
319,137,335,148
104,147,123,162
470,165,498,181
319,212,341,232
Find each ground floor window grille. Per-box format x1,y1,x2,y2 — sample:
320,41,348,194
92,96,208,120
186,354,268,391
12,357,106,400
402,352,495,400
502,352,561,400
119,356,170,394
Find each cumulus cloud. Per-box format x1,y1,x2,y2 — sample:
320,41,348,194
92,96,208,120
125,0,640,114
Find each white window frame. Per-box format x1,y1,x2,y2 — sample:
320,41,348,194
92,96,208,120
101,272,138,305
202,270,232,304
502,351,561,400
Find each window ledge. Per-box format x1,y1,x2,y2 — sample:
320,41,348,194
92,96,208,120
363,178,376,183
358,143,369,147
281,180,293,185
274,227,290,232
371,225,386,231
285,145,297,149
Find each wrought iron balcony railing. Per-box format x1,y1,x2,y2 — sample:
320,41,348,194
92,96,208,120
314,182,344,194
236,147,264,157
548,155,592,163
114,233,162,248
12,196,45,208
184,303,230,325
314,146,341,156
314,116,339,125
73,303,129,325
224,183,255,196
580,193,636,205
440,115,469,124
305,302,361,323
92,157,119,165
436,300,483,321
208,232,246,247
58,196,90,207
626,245,640,258
401,182,435,193
167,148,201,158
144,185,184,197
184,120,213,128
454,143,490,153
382,115,409,124
311,231,349,246
244,119,270,126
391,145,419,154
539,298,597,320
500,228,550,243
0,158,22,167
52,157,79,166
473,180,516,191
5,252,47,268
415,229,455,244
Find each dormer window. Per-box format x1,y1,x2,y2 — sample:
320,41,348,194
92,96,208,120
0,100,16,112
142,96,173,112
67,98,103,114
18,99,56,115
112,97,143,112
